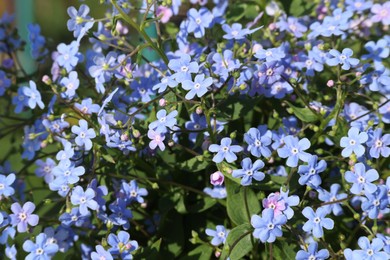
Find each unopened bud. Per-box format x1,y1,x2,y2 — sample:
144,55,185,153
327,80,334,87
210,171,224,186
159,98,166,107
196,107,203,114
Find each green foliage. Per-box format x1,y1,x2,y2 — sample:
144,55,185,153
226,178,261,225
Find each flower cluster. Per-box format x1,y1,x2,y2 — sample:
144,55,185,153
0,0,390,259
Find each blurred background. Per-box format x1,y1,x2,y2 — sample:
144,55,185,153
0,0,106,73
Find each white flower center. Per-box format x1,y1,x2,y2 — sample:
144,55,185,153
266,68,274,76
36,248,44,255
313,217,321,223
291,148,298,154
349,139,356,145
267,223,274,230
19,212,27,221
194,83,201,89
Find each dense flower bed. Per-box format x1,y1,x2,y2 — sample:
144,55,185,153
0,0,390,259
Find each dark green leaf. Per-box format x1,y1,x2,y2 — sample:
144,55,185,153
226,223,253,260
180,244,213,260
226,178,261,225
273,240,297,260
286,101,319,123
180,155,209,172
101,153,116,164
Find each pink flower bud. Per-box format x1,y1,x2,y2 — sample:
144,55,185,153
327,80,334,87
215,251,221,258
121,133,129,141
268,23,276,30
156,6,173,24
210,171,224,186
159,98,166,107
42,75,52,85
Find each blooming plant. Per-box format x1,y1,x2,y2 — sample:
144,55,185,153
0,0,390,259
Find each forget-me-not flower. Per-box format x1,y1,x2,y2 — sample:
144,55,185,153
208,137,243,163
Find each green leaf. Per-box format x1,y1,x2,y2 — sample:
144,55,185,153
226,223,253,260
286,101,319,123
226,178,261,225
180,244,213,260
137,238,162,259
180,155,209,172
164,91,178,111
289,0,316,16
218,95,262,121
273,240,297,260
101,153,116,164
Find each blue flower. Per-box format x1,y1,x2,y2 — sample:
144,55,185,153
353,236,388,260
244,126,272,158
318,184,347,216
147,129,166,151
345,162,379,194
12,87,28,113
212,50,241,79
22,80,44,109
70,186,99,216
91,245,113,260
340,127,368,157
60,71,79,99
74,98,100,115
56,141,75,161
232,157,265,186
35,158,55,184
346,0,373,13
208,137,243,163
168,54,199,83
27,23,48,61
71,119,96,151
251,208,287,243
182,73,213,99
302,206,334,238
186,7,213,38
0,173,15,197
279,188,300,219
297,155,327,189
108,231,138,259
367,128,390,158
325,48,359,70
0,70,11,96
185,113,207,143
258,61,285,85
362,39,389,64
277,135,311,167
23,233,59,259
108,199,133,229
56,41,82,72
67,4,93,38
119,180,148,204
296,242,329,260
222,23,260,40
5,244,17,260
276,16,307,38
361,185,388,219
205,225,229,246
371,3,390,26
152,75,178,93
59,207,91,227
10,201,39,233
149,109,178,134
255,46,286,62
203,186,227,199
52,159,85,185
